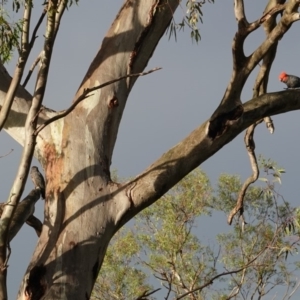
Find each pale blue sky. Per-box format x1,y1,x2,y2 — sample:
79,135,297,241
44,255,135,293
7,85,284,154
1,1,300,298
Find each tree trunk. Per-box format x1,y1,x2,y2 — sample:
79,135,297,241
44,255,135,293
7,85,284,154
15,1,179,298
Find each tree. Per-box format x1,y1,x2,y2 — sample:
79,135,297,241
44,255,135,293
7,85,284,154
0,0,300,299
92,167,300,300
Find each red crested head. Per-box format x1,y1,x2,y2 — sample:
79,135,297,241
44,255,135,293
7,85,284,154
279,72,288,82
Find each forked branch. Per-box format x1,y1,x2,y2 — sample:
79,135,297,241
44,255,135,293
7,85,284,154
228,0,282,225
209,0,300,140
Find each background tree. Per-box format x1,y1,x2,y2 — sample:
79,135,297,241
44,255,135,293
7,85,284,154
93,167,300,299
0,0,300,299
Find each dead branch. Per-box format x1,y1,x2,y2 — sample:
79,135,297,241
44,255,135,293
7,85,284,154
34,67,162,135
227,122,260,225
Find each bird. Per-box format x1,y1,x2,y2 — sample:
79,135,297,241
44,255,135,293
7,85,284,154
30,166,46,199
279,72,300,89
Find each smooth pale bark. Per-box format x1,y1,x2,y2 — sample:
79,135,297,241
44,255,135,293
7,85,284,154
0,0,298,299
10,1,180,299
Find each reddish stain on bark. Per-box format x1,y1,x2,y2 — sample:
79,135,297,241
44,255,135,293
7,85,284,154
43,143,64,196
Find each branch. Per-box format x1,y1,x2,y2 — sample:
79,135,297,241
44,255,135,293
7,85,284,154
0,0,63,289
228,0,281,224
246,2,300,73
29,7,47,49
247,3,286,33
0,2,32,131
118,89,300,229
234,0,248,26
258,1,284,135
22,7,47,88
228,122,260,225
176,247,267,300
226,268,246,300
22,54,41,88
34,67,162,135
209,1,299,139
135,288,161,300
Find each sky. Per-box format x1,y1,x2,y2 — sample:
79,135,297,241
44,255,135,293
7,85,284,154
1,0,300,298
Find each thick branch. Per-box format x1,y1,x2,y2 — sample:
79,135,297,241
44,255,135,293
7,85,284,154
209,0,299,139
118,90,300,227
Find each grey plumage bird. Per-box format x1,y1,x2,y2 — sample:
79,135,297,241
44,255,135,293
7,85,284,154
30,166,46,199
279,72,300,88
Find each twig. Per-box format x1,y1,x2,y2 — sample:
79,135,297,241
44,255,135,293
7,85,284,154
0,149,13,159
22,54,41,88
247,4,286,33
176,246,266,300
135,288,161,300
34,67,162,135
28,7,47,50
226,268,246,299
